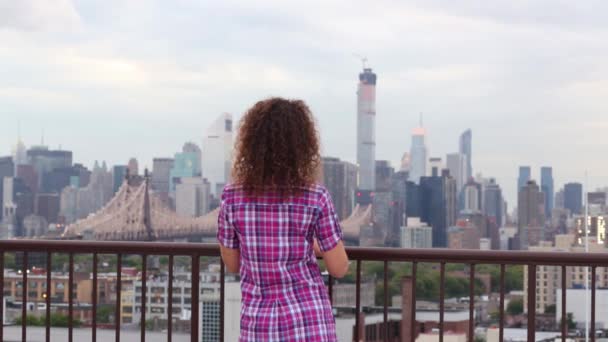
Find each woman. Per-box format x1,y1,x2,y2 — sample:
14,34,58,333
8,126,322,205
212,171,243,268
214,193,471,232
217,97,349,341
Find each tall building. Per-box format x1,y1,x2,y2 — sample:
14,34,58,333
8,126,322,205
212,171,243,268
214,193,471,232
462,180,482,214
35,193,60,224
446,153,467,193
484,179,504,228
390,171,409,245
408,127,427,185
540,167,554,219
127,158,139,176
517,166,531,193
355,67,377,200
0,157,14,221
26,146,72,189
400,217,432,248
11,138,27,173
202,113,233,196
444,171,458,228
151,158,174,194
175,177,211,217
375,160,394,192
420,174,447,247
170,144,202,193
399,152,410,172
112,165,128,193
518,180,545,249
321,157,358,220
459,129,472,181
564,183,583,215
428,157,443,177
60,163,113,224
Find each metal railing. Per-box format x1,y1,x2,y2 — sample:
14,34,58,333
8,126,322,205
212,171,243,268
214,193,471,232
0,240,606,341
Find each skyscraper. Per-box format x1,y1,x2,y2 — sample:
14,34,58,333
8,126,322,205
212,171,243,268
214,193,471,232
170,144,203,193
11,138,27,174
408,127,427,184
112,165,128,193
127,158,139,176
564,183,583,215
151,158,175,194
175,177,211,217
446,153,467,193
484,178,504,228
356,67,377,202
420,173,447,248
540,167,554,219
428,157,443,177
462,179,482,214
459,129,472,181
321,157,358,220
202,113,233,196
26,146,72,189
518,180,545,249
518,166,531,193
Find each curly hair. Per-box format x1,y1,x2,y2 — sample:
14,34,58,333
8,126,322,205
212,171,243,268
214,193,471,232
232,97,321,196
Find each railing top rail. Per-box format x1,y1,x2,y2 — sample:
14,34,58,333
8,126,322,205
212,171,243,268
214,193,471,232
0,240,606,265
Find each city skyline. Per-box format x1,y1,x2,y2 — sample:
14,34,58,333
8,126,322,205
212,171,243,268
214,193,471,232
2,0,608,205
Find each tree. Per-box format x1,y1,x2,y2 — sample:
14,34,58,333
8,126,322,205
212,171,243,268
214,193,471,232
545,304,556,314
97,305,115,324
506,298,524,315
567,313,577,330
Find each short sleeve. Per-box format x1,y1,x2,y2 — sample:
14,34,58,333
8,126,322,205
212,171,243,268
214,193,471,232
315,188,344,252
217,192,239,249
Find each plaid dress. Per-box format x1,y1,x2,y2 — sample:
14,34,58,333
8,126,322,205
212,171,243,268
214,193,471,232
217,184,343,341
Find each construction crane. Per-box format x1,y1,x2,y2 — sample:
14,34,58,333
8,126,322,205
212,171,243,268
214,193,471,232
353,53,368,69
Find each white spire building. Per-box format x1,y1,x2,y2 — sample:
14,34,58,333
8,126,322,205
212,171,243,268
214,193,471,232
408,127,427,184
202,113,233,196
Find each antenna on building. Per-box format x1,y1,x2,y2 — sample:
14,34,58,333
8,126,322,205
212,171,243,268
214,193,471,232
353,53,368,69
419,112,424,127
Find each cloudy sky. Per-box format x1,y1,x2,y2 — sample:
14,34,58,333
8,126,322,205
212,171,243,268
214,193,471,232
1,0,607,205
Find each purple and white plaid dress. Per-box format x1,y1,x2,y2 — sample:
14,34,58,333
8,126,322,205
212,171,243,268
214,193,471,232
217,184,343,341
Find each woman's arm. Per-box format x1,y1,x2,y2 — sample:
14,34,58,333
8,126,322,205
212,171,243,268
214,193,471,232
318,240,349,278
220,246,240,274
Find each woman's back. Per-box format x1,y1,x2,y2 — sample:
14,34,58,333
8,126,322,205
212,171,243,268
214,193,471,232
217,97,347,341
219,183,342,296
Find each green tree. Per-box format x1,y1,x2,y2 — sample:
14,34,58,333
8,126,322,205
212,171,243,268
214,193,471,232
567,313,577,330
545,304,556,314
97,305,115,324
506,298,524,315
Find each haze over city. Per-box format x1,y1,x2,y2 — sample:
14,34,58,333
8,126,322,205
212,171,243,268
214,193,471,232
2,0,608,205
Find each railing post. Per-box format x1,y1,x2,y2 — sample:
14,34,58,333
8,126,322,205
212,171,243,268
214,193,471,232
0,252,4,342
383,261,388,342
527,264,537,342
439,262,445,342
411,261,417,342
168,255,173,342
592,266,596,342
191,254,200,342
561,265,566,342
220,261,225,342
92,253,98,342
499,264,505,342
46,252,51,342
69,253,74,342
141,254,147,342
115,254,122,342
22,251,27,342
355,259,362,342
468,264,475,342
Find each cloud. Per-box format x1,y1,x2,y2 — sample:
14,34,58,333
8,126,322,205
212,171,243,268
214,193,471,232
0,0,82,32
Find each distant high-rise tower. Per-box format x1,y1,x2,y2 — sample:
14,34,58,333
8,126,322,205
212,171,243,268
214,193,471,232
322,157,358,220
564,182,583,215
518,180,545,249
408,126,427,184
484,178,504,228
459,129,472,181
356,67,377,203
128,158,139,176
446,153,467,193
202,113,233,196
540,167,554,219
518,166,531,193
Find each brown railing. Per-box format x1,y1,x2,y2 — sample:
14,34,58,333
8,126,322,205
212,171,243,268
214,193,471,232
0,240,606,341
